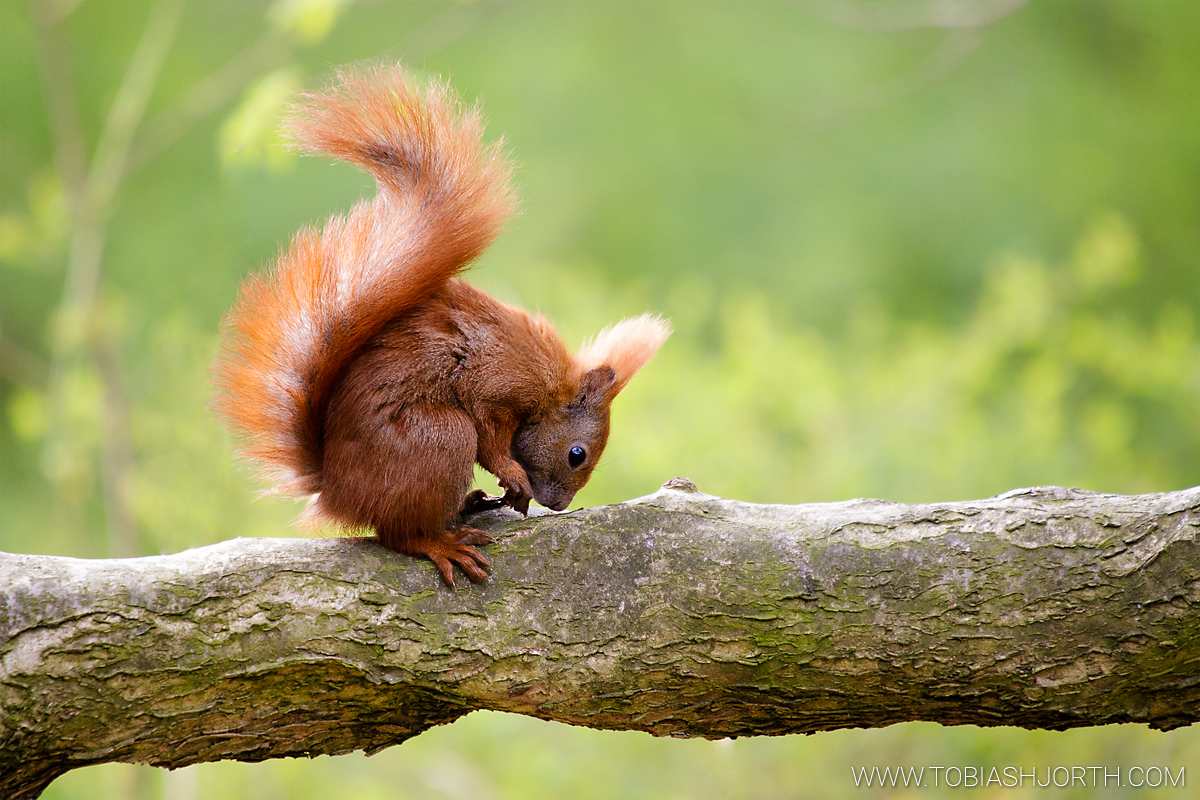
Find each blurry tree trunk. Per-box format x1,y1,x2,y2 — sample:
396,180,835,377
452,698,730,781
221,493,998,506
3,479,1199,799
32,0,184,561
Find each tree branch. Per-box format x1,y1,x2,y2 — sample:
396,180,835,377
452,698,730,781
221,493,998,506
3,479,1200,798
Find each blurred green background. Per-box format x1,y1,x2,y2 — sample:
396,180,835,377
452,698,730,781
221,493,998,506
3,0,1199,797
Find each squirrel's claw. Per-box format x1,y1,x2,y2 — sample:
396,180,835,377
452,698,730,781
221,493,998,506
503,487,532,516
423,535,492,589
459,488,506,516
495,460,533,516
451,524,495,546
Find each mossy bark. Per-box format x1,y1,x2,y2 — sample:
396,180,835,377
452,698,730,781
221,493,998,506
3,479,1200,798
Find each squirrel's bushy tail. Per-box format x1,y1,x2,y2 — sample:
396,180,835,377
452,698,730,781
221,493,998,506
213,65,514,496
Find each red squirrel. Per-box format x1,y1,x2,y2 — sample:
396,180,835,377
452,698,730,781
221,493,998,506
213,65,670,587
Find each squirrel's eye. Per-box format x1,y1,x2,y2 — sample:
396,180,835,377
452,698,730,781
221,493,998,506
568,445,586,468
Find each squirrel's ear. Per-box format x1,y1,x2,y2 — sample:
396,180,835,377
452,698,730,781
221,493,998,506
577,314,671,398
572,365,616,408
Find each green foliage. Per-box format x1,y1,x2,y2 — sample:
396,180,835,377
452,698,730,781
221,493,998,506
219,68,303,171
4,0,1200,797
41,713,1200,800
644,212,1197,505
268,0,352,44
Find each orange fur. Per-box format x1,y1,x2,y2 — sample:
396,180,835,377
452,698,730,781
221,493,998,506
578,314,673,394
212,65,669,588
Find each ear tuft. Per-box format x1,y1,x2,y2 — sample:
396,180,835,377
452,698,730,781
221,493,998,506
577,314,672,396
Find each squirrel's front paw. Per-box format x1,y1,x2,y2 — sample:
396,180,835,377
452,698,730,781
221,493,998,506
459,488,506,516
502,486,532,516
495,461,533,516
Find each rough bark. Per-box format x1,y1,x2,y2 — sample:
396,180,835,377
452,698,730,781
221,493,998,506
3,479,1200,798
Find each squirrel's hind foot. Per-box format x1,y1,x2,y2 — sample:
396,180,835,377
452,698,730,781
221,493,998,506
450,524,495,546
420,529,492,589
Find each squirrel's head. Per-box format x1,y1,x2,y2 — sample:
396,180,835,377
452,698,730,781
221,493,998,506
512,314,671,512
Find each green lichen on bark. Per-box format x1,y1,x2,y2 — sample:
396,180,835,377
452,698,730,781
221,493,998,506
2,480,1200,799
